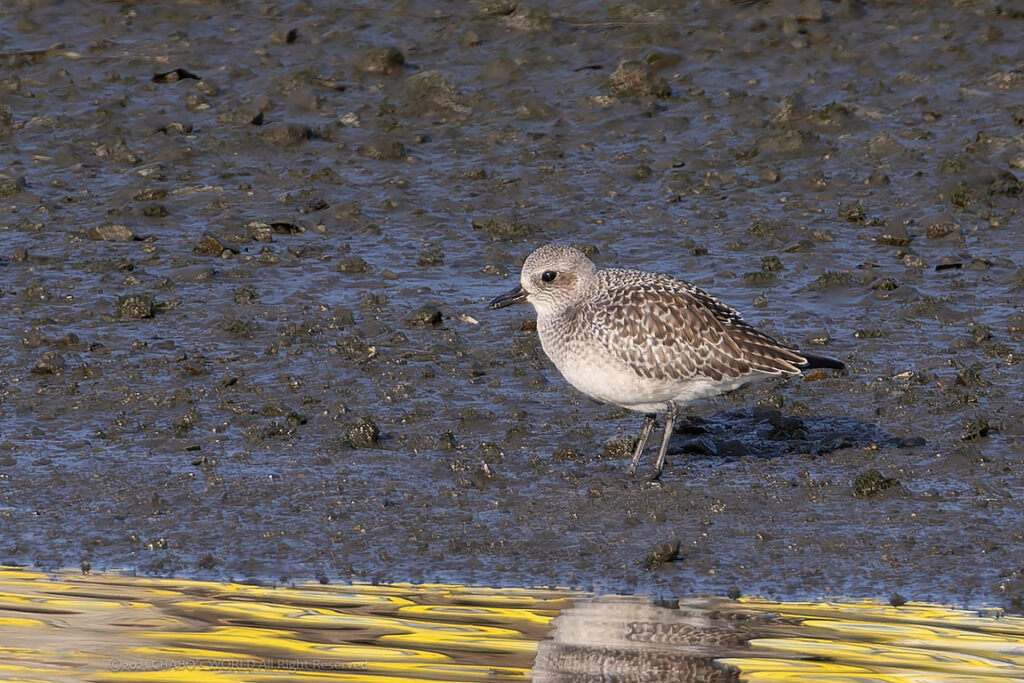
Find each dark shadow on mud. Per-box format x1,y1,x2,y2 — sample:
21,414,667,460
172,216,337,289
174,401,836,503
668,409,906,461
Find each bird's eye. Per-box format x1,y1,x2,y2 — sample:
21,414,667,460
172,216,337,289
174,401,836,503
541,270,557,283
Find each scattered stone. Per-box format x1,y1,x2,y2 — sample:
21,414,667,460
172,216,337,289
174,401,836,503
0,176,26,197
115,294,156,320
406,307,443,328
807,271,857,291
902,253,927,269
961,416,991,441
87,222,135,241
0,104,12,138
747,219,786,238
270,221,303,234
270,27,299,44
756,128,820,156
867,171,891,186
1009,312,1024,337
643,540,681,569
247,222,274,242
259,123,312,146
770,98,807,128
809,102,855,131
134,188,168,201
233,286,258,305
193,234,236,257
968,323,992,343
218,318,259,339
481,263,509,277
570,243,600,258
356,136,406,160
300,197,329,214
479,442,503,463
336,256,369,273
477,0,517,16
867,132,905,158
552,445,578,461
346,416,381,448
632,164,653,180
876,223,910,247
156,119,193,135
31,351,65,375
870,277,900,291
606,60,671,98
358,46,405,74
603,436,636,460
925,219,961,240
852,469,900,497
398,70,471,116
184,91,209,111
152,68,199,83
196,80,219,97
53,332,82,348
946,165,1021,208
496,5,553,31
805,331,832,346
417,245,444,266
472,215,535,241
743,271,777,286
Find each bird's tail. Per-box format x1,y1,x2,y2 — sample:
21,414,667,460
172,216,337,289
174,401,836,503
800,352,845,371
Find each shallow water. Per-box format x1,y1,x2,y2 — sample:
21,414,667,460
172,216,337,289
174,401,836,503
3,568,1024,683
0,1,1022,608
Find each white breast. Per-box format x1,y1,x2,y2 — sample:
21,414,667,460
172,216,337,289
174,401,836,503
537,319,766,414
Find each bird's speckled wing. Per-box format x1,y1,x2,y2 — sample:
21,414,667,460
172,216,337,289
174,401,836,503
588,269,806,382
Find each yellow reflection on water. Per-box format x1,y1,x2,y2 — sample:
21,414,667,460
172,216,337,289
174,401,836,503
1,566,1023,682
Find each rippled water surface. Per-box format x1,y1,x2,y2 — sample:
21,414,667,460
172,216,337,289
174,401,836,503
3,568,1024,682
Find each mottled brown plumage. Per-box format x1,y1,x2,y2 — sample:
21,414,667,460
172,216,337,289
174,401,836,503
589,269,809,384
490,244,843,479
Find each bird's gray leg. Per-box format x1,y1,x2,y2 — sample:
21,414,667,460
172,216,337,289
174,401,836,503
651,402,678,481
627,413,657,475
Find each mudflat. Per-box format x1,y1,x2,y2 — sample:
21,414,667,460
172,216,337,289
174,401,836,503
0,1,1021,609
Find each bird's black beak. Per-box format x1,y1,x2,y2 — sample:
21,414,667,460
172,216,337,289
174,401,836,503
489,285,528,309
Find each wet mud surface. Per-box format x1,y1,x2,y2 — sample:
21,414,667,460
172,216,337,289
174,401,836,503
1,1,1022,609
